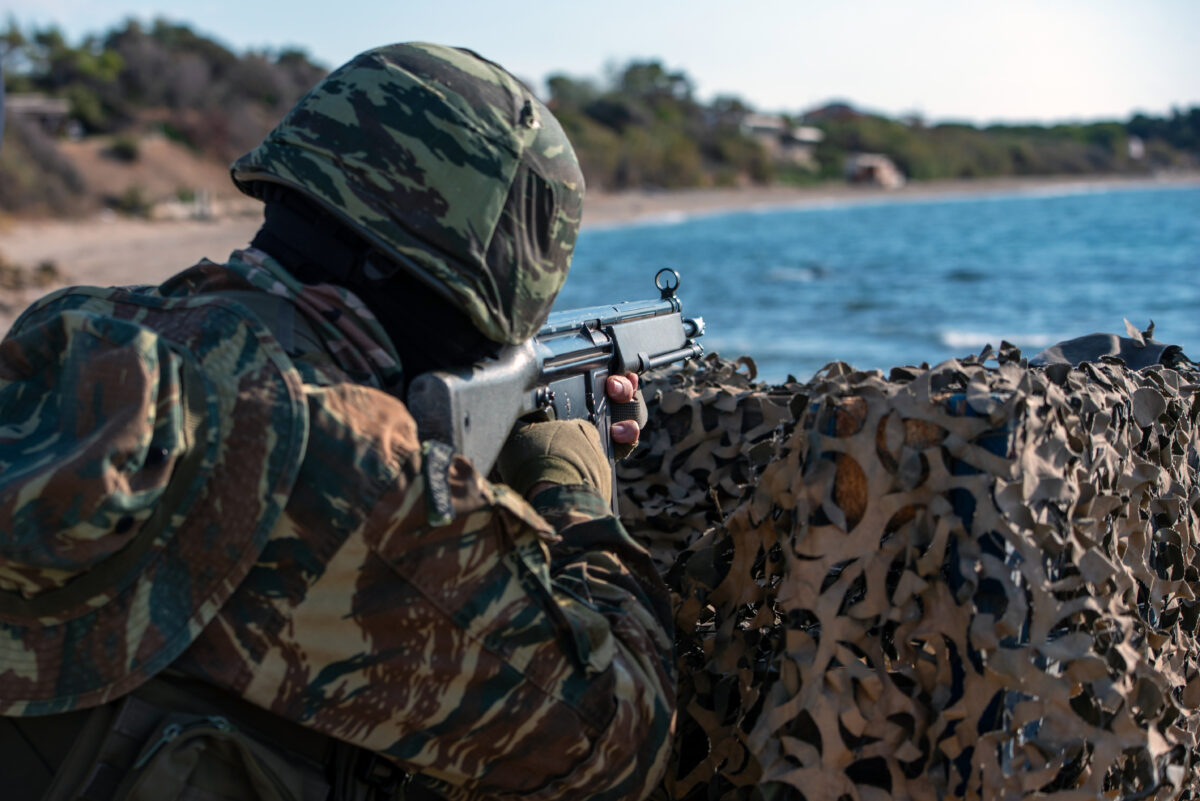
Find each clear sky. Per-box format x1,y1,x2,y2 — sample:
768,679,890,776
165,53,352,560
5,0,1198,124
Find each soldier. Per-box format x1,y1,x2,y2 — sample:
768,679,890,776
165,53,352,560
0,43,673,800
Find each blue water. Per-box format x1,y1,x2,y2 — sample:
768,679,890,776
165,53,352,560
558,185,1200,384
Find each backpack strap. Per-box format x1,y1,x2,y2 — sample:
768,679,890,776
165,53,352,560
27,672,415,801
1,709,99,800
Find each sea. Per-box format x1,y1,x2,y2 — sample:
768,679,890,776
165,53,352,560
556,183,1200,385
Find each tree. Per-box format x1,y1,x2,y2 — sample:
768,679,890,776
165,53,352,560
614,60,693,103
546,73,598,110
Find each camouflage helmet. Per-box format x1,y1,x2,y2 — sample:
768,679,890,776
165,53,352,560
231,42,585,345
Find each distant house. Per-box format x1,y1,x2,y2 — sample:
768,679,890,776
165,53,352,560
1128,136,1146,160
844,153,906,189
6,94,75,137
739,113,825,169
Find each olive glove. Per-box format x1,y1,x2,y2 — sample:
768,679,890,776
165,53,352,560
496,420,612,500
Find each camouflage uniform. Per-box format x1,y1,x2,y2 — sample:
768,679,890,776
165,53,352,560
0,43,674,801
0,247,674,800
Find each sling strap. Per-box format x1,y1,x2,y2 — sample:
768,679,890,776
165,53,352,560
214,290,325,359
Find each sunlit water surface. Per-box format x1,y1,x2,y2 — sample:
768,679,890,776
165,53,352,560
559,185,1200,383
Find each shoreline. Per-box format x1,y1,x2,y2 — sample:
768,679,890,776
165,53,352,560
2,171,1198,332
581,171,1200,227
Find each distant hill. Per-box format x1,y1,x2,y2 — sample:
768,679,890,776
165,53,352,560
1,18,323,216
2,18,1198,216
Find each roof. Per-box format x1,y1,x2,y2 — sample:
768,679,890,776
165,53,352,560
6,94,71,115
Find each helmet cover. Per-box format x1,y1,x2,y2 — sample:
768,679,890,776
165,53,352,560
232,42,585,345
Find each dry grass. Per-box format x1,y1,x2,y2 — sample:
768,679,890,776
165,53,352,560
0,258,65,291
57,133,245,207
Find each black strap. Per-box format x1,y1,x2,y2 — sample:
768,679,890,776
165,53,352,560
37,702,122,801
27,672,417,801
215,290,326,359
1,712,90,800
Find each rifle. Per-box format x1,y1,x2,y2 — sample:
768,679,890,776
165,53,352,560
408,269,705,510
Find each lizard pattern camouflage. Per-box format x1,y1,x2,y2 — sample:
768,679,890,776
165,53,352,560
0,249,675,801
231,42,585,346
0,276,307,714
619,348,1200,800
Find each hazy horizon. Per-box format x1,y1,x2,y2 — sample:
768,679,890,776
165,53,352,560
3,0,1197,126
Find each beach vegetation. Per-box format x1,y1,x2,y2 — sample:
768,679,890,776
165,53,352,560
1,18,1198,213
0,116,89,215
110,184,151,217
106,134,140,163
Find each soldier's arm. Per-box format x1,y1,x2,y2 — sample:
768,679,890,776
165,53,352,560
175,378,673,801
366,442,674,801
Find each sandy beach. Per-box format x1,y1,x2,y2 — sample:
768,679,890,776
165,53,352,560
2,171,1198,334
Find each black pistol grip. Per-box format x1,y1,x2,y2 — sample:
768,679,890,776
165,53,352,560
611,390,649,429
610,390,648,462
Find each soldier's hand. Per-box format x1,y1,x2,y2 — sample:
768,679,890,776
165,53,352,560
607,373,645,459
497,420,611,501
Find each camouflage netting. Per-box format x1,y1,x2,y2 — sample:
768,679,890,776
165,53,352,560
618,347,1200,801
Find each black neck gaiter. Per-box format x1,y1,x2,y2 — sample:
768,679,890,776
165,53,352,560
249,189,504,390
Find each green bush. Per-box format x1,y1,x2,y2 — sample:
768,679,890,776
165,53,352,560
158,122,197,150
107,134,140,162
111,185,151,216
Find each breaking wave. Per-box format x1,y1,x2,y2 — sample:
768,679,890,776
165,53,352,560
766,266,827,283
938,330,1056,350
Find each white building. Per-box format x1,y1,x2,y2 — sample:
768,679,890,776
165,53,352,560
843,153,906,188
740,113,825,169
6,94,74,137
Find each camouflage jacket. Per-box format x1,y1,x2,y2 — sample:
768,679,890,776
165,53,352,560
7,249,675,801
